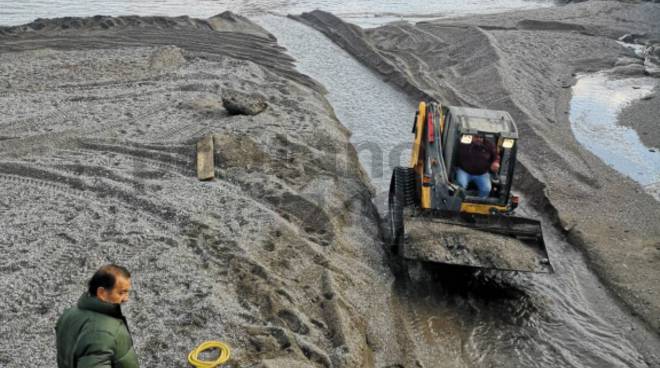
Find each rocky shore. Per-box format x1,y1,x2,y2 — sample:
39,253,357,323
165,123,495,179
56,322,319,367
295,0,660,334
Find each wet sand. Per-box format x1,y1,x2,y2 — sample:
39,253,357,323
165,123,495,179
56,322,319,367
619,84,660,150
295,0,660,335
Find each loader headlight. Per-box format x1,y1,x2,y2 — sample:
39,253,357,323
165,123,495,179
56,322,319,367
460,135,473,144
502,138,515,149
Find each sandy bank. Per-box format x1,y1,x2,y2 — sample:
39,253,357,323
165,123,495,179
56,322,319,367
0,13,415,367
618,84,660,149
295,1,660,334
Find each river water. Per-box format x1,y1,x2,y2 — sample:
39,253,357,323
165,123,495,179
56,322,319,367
0,0,552,27
3,1,660,367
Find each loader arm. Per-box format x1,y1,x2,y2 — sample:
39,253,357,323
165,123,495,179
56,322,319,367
410,102,464,212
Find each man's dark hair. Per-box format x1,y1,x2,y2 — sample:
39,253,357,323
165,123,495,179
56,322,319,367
88,264,131,296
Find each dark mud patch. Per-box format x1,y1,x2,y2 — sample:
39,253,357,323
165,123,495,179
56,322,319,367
221,88,268,116
516,19,588,33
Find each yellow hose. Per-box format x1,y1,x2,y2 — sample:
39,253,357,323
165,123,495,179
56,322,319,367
188,341,231,368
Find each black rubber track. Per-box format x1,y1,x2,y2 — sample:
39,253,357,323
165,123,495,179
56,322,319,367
388,166,416,249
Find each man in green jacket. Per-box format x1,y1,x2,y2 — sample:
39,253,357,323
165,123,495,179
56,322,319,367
56,264,139,368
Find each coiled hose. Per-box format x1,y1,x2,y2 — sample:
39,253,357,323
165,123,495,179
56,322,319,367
188,341,231,368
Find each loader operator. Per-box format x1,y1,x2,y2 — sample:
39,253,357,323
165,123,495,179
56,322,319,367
56,264,139,368
455,135,500,198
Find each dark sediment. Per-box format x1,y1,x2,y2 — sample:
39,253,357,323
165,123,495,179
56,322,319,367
221,88,269,116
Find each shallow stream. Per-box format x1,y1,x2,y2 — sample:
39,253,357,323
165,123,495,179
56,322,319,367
569,72,659,200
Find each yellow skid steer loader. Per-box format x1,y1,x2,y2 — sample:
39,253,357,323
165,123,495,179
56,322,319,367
389,102,552,274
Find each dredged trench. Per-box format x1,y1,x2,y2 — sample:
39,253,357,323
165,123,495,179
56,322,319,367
256,15,660,368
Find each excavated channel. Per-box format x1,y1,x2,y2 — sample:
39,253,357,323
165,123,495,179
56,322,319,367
256,15,660,367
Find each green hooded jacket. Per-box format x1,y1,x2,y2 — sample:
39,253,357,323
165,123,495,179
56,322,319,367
56,293,139,368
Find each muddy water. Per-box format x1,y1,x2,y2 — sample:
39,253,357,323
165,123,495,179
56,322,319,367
0,0,552,27
256,15,660,368
570,72,659,200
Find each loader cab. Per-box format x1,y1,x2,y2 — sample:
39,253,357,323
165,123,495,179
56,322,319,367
390,101,551,272
442,106,519,209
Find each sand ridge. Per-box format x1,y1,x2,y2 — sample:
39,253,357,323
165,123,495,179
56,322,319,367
0,13,416,367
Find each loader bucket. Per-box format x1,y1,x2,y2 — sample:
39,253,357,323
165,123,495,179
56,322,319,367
400,213,553,273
